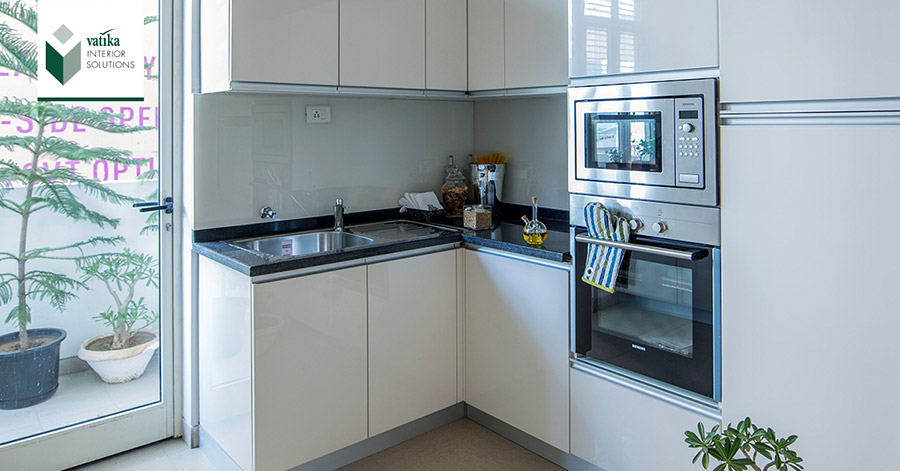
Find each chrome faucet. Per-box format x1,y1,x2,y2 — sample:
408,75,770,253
260,206,277,219
334,198,345,232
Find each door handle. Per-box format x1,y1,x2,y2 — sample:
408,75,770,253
575,234,705,261
133,197,174,214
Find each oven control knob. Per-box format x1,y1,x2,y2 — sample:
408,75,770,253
652,221,668,234
681,123,695,133
628,219,643,231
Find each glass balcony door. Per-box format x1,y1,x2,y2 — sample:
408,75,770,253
0,0,175,468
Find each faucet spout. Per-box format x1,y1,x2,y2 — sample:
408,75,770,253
334,198,345,232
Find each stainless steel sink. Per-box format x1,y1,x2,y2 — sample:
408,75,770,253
233,231,374,257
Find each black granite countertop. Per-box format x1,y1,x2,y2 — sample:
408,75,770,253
193,207,571,277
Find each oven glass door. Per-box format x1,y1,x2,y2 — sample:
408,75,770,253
575,98,675,187
574,235,718,400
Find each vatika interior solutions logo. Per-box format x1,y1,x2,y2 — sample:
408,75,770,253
38,0,143,102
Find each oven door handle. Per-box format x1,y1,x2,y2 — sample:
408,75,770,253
574,234,706,261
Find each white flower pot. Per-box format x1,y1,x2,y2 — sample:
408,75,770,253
77,331,159,383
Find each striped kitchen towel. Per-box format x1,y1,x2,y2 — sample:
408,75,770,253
582,203,631,293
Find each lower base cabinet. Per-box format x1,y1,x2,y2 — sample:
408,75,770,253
252,266,369,471
465,250,570,452
367,250,459,436
570,368,719,471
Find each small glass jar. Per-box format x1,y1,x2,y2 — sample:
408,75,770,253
441,155,468,216
463,204,492,230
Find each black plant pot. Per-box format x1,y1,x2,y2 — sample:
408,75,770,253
0,328,67,410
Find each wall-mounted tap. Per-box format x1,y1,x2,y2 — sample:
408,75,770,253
260,206,277,219
334,198,345,232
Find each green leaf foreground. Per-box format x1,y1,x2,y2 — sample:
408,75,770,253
0,99,153,348
0,23,36,78
0,1,37,33
685,418,804,471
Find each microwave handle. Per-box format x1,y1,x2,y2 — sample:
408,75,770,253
574,234,705,261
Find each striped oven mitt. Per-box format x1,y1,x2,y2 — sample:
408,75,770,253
582,203,631,293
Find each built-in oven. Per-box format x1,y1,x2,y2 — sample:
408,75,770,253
569,194,720,404
568,78,718,207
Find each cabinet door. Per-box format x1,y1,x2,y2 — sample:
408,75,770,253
569,0,717,78
231,0,339,85
465,251,570,451
570,369,718,471
198,259,252,471
340,0,426,89
720,1,900,102
252,267,368,470
368,251,458,436
426,0,468,91
720,124,900,470
504,0,567,88
467,0,505,90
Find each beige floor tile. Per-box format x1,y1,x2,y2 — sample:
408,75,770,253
342,419,563,471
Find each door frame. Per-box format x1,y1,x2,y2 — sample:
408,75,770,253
0,0,182,467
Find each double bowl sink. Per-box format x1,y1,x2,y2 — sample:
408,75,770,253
230,221,457,258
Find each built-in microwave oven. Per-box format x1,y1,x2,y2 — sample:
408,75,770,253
568,78,718,207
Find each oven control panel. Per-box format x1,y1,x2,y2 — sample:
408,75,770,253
674,97,704,189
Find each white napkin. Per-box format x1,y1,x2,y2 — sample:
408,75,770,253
399,192,443,212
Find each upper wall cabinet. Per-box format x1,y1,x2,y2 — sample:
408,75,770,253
468,0,567,91
426,0,468,91
505,0,568,89
720,0,900,103
340,0,426,89
199,0,339,93
569,0,718,80
467,0,506,91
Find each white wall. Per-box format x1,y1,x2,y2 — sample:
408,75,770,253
192,94,474,229
473,95,568,210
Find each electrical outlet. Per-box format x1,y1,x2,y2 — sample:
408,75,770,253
306,105,331,124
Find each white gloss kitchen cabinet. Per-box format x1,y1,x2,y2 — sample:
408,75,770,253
199,258,368,471
464,250,570,452
570,368,719,471
569,0,717,79
367,250,459,436
198,248,461,470
340,0,426,89
468,0,567,91
719,0,900,103
199,0,339,92
720,124,900,470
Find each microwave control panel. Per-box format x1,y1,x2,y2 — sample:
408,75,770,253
674,97,704,189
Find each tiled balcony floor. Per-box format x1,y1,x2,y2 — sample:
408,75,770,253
0,355,160,446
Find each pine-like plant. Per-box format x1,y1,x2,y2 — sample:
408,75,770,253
0,99,152,349
78,249,158,350
0,0,37,78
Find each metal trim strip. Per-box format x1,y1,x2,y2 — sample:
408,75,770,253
570,361,722,422
721,112,900,126
250,259,367,284
468,246,573,271
363,243,460,265
568,67,720,88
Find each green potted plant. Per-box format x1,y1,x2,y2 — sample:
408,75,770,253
77,249,159,383
685,418,804,471
0,99,148,408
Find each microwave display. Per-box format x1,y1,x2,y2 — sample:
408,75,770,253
586,111,662,173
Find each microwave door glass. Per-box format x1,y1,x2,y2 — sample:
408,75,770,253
586,112,663,173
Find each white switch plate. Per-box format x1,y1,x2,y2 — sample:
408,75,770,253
306,105,331,124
